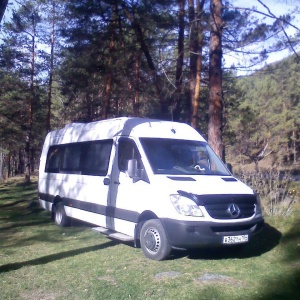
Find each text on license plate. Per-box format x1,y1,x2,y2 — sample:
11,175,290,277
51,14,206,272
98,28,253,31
223,235,248,244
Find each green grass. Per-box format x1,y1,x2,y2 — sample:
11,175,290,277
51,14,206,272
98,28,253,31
0,176,299,300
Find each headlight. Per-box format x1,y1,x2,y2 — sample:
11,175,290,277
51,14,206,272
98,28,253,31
170,194,204,217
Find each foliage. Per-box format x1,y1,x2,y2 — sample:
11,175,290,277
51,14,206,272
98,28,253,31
0,0,299,180
236,169,299,216
226,55,300,168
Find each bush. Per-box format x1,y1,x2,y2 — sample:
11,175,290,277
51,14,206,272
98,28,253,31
235,169,298,216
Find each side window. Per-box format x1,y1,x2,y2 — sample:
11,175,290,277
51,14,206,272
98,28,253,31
118,138,143,172
45,146,62,173
61,144,81,173
81,140,113,176
45,140,113,176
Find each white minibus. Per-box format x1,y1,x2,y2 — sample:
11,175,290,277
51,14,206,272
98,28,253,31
38,117,264,260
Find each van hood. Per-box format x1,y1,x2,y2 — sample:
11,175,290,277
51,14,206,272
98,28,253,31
153,175,254,196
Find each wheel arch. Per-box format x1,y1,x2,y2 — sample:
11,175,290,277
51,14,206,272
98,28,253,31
134,210,158,247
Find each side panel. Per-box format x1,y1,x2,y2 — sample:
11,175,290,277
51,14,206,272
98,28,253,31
108,170,148,237
38,172,111,227
38,138,117,228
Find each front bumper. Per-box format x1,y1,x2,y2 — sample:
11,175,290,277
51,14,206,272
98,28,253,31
161,216,264,249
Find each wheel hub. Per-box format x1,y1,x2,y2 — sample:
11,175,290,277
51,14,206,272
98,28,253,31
144,228,160,253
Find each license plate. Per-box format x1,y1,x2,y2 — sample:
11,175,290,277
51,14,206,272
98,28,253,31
223,235,248,244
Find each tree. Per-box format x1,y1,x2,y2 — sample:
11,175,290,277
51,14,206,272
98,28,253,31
122,1,168,118
0,0,8,22
188,0,205,128
1,0,299,181
0,69,30,177
2,0,47,182
223,0,300,73
45,0,56,132
208,0,223,159
226,53,300,169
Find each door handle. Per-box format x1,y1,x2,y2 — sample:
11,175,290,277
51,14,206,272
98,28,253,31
103,178,110,185
114,181,120,185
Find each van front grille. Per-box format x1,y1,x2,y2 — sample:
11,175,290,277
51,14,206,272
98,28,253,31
195,194,256,220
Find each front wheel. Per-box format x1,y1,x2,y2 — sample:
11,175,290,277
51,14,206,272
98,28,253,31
54,202,70,227
140,219,172,261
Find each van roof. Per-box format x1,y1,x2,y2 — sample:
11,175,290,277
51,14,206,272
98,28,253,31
46,117,205,145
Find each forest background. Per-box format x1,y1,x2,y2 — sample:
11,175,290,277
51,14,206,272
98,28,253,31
0,0,299,183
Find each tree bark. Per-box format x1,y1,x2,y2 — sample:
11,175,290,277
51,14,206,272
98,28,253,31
173,0,185,121
193,0,205,129
188,0,196,123
46,0,56,132
0,149,4,181
133,51,141,117
188,0,205,129
102,2,118,119
208,0,224,159
25,11,37,184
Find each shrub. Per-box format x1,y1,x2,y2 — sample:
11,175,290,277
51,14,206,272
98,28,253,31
235,169,298,216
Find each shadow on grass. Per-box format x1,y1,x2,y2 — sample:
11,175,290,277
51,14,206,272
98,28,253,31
252,269,300,300
0,240,118,273
252,217,300,300
0,219,52,231
0,199,28,208
170,222,282,260
0,202,44,226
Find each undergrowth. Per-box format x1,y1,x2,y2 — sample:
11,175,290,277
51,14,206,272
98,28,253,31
235,169,299,216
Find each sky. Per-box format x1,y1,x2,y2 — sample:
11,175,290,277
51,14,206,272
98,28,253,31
224,0,300,74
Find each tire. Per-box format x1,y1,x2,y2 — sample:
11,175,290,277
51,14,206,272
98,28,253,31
140,219,172,261
54,202,70,227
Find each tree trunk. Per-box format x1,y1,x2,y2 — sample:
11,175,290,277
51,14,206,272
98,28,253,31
25,12,37,184
18,148,24,175
292,130,297,164
0,149,4,181
188,0,204,129
8,151,11,178
173,0,185,121
46,0,56,132
102,3,118,119
208,0,224,159
122,3,168,119
193,0,205,129
188,0,197,124
133,51,141,117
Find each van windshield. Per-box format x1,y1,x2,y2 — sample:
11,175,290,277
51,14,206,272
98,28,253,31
140,138,231,176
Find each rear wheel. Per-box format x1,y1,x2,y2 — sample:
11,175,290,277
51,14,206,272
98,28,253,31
140,219,171,261
54,202,70,227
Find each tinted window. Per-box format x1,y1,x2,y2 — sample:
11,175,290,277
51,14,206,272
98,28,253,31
45,140,113,176
61,144,81,172
45,146,62,173
81,140,112,176
118,138,143,172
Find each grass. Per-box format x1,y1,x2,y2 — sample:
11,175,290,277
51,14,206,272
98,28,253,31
0,176,299,300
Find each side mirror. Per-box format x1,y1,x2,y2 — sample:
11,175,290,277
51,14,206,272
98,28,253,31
127,159,150,183
127,159,137,178
226,163,233,174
